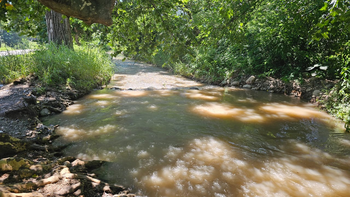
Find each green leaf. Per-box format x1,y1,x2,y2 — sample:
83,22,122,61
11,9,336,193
320,3,328,11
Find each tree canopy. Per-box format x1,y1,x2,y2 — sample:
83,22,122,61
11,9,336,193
1,0,116,26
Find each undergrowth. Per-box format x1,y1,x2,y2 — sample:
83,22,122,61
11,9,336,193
0,53,33,84
0,43,114,92
320,51,350,132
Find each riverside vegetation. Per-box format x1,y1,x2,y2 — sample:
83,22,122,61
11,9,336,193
0,43,114,90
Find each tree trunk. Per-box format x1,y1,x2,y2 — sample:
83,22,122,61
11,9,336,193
45,10,73,48
73,27,80,46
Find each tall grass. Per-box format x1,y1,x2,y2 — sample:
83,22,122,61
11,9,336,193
0,43,114,93
0,53,32,84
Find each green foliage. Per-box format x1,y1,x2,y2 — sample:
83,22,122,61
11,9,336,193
0,43,114,93
0,0,46,37
0,53,32,84
0,30,21,47
318,40,350,131
0,23,36,50
31,43,114,91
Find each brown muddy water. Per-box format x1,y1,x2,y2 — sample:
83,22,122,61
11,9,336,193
43,60,350,197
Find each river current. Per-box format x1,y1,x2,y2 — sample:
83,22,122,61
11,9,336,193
43,59,350,197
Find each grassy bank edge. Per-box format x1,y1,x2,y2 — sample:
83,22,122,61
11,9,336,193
0,43,114,94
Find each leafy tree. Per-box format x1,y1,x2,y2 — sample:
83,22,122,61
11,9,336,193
1,1,74,47
1,29,21,47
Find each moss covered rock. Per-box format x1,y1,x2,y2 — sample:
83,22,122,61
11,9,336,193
0,133,27,158
0,158,32,172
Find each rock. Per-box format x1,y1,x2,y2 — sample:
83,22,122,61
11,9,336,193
55,185,73,196
325,84,334,89
73,189,82,196
306,87,313,92
243,85,252,89
220,79,229,86
0,133,27,158
39,108,51,117
40,174,60,185
18,169,35,178
0,158,31,172
13,78,26,85
231,81,240,86
0,191,44,197
245,76,256,84
85,160,106,170
71,159,85,167
312,90,321,97
57,157,76,165
110,87,121,90
189,87,199,90
23,95,37,105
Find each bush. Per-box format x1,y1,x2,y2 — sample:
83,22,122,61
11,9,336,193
320,47,350,132
0,43,114,92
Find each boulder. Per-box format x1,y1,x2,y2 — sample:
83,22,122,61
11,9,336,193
245,76,256,84
243,85,252,89
231,81,240,86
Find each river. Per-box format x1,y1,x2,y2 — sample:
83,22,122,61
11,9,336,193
43,58,350,197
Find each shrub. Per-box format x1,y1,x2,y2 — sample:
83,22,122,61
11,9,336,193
0,43,114,93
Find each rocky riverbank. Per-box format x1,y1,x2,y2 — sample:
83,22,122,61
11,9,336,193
217,74,337,108
0,75,135,197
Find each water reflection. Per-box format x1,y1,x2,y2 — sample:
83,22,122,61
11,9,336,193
43,88,350,197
